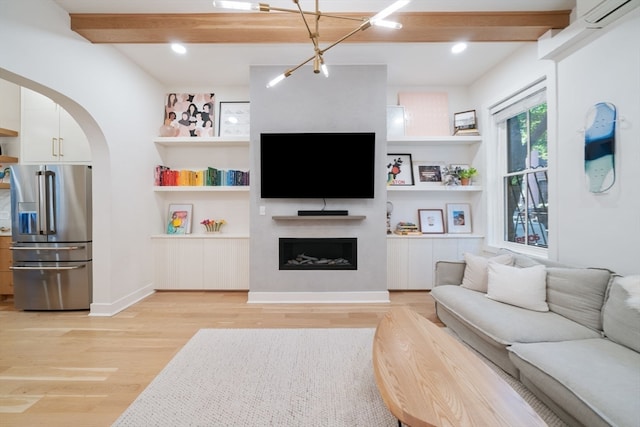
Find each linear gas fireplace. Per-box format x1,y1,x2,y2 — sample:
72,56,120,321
279,238,357,270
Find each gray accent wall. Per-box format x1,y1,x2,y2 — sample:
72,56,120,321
249,65,388,296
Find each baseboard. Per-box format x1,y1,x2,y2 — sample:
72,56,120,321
247,291,390,304
89,283,155,317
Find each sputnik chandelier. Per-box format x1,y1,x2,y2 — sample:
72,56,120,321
212,0,410,87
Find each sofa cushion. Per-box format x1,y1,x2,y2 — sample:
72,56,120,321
430,285,601,345
509,339,640,427
461,252,513,292
486,262,549,312
546,267,611,331
603,275,640,353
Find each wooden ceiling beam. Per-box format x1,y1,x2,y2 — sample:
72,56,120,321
69,11,571,44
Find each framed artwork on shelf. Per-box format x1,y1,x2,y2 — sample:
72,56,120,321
167,204,193,234
386,105,405,137
162,93,216,138
418,209,445,234
386,153,414,186
414,161,445,186
453,109,479,136
446,203,472,233
219,101,250,137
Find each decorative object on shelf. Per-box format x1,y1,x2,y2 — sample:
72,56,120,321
219,101,250,137
457,167,478,185
163,93,216,138
213,0,409,87
418,209,445,234
414,161,445,186
387,106,406,137
386,153,414,186
394,221,421,235
167,204,193,234
386,201,394,235
453,110,479,136
201,218,226,233
0,167,9,184
446,203,472,233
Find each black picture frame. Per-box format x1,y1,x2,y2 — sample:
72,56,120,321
386,153,414,186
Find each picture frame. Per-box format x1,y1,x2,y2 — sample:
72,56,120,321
163,93,216,138
453,110,477,131
414,161,445,186
167,204,193,234
386,153,414,186
219,101,250,137
418,209,445,234
386,105,406,137
446,203,472,233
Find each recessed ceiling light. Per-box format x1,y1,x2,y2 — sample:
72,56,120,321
451,42,467,54
171,43,187,55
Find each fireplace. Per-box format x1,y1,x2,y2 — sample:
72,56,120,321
279,238,357,270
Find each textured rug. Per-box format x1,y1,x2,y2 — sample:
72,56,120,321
112,328,566,427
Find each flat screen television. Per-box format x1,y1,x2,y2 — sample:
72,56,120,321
260,132,376,199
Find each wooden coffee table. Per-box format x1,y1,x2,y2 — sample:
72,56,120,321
372,307,547,427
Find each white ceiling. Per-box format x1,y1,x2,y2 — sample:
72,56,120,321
53,0,576,87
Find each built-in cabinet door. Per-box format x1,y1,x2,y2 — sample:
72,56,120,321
0,236,13,296
20,88,91,164
0,79,20,134
153,238,204,289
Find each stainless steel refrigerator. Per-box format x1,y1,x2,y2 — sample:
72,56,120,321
9,165,92,310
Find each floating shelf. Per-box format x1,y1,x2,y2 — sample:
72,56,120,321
272,215,366,221
388,185,482,192
387,136,481,146
0,128,18,138
154,136,248,148
0,155,19,163
153,186,249,192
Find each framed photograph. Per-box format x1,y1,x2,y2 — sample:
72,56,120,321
387,105,405,137
167,204,193,234
418,209,445,234
386,153,414,186
446,203,472,233
414,161,445,186
453,110,477,131
219,101,250,137
163,93,216,138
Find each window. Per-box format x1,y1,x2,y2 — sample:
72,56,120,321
492,82,548,251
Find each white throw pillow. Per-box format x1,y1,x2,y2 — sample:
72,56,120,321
486,262,549,312
461,252,514,293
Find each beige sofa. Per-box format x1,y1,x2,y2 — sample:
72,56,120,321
430,250,640,427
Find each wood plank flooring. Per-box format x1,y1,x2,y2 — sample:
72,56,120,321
0,290,439,427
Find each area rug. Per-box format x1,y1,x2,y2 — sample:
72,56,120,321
112,328,566,427
112,328,397,426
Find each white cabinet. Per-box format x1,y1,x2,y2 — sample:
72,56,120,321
387,235,482,290
20,88,91,164
0,79,20,138
152,235,249,290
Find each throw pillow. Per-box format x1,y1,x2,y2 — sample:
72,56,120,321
461,252,513,293
617,275,640,312
486,262,549,312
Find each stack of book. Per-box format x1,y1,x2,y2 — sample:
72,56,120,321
154,165,250,187
394,222,422,235
453,128,480,136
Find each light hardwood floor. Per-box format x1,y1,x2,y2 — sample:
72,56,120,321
0,290,439,427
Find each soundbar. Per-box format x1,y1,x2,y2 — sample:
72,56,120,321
297,210,349,216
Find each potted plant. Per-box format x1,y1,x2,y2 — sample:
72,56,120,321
457,167,478,185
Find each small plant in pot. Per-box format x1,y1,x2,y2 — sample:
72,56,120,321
457,167,478,185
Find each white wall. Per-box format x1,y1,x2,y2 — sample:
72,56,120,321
470,12,640,275
0,0,163,314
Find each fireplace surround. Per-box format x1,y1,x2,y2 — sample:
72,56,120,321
279,238,357,270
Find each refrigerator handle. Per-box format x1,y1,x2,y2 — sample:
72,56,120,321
36,170,57,235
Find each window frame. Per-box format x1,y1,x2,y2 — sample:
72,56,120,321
486,79,550,258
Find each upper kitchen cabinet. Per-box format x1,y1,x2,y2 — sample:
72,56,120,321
0,79,20,139
20,88,91,164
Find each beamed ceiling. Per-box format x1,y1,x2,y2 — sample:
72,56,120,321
69,11,571,44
